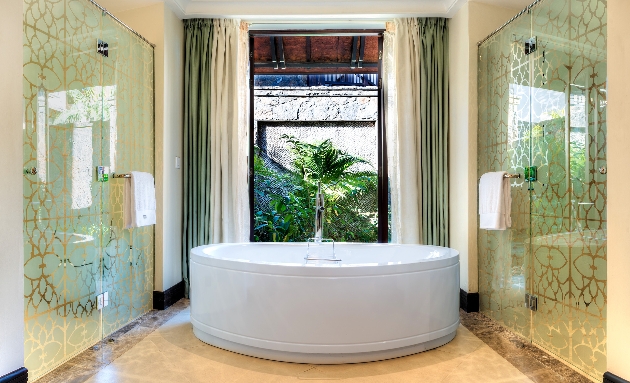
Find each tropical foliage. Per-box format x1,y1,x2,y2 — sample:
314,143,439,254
254,136,378,242
51,86,115,126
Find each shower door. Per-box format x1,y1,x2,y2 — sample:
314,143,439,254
478,0,607,380
23,0,107,377
477,6,534,340
100,11,155,337
528,0,607,377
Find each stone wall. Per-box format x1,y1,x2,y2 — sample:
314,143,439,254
253,86,379,170
254,86,378,121
257,121,377,172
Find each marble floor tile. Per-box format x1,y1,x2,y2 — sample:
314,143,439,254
85,310,529,383
35,300,189,383
441,345,533,383
36,299,596,383
459,310,594,383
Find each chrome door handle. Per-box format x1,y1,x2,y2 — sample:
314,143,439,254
598,166,607,174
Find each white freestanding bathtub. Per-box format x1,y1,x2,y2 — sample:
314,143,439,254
190,243,460,364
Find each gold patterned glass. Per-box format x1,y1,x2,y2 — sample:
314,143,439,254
478,0,607,380
23,0,154,379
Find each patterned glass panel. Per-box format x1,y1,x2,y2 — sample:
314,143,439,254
530,0,607,378
100,13,155,338
23,0,104,376
478,11,533,340
23,0,154,379
478,0,607,380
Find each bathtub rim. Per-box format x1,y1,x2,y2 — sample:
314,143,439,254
191,243,460,277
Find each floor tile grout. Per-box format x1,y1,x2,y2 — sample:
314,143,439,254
150,337,195,383
438,354,469,383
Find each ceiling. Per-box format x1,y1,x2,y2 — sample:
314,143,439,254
253,35,380,74
99,0,534,20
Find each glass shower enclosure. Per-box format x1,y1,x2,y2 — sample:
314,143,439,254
23,0,155,379
478,0,607,380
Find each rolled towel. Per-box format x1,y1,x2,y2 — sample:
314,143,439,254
479,171,511,230
124,171,156,229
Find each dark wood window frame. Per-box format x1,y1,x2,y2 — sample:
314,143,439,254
248,29,388,243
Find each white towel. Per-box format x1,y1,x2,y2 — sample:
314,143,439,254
479,171,511,230
124,171,156,229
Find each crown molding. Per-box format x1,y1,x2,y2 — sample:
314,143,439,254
165,0,187,18
177,0,459,19
100,0,484,20
445,0,467,17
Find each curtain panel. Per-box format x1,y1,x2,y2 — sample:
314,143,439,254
387,18,449,246
182,19,249,294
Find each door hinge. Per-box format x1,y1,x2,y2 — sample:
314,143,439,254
524,36,537,55
97,39,109,57
378,50,383,60
525,293,538,311
96,291,109,310
378,78,382,89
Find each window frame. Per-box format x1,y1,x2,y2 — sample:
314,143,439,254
248,30,388,243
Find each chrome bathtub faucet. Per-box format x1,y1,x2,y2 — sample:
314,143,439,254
305,182,340,262
314,182,325,242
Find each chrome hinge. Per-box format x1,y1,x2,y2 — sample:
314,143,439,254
378,50,383,60
97,39,109,58
525,293,538,311
96,291,109,310
524,36,537,55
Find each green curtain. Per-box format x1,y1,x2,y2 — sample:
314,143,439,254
418,18,449,246
182,19,213,295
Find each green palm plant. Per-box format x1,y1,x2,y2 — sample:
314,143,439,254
253,136,379,243
282,135,375,199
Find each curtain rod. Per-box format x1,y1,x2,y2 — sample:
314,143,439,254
87,0,156,48
477,0,544,47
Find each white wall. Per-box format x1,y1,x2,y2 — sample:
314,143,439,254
606,0,630,379
0,0,26,376
162,6,185,290
117,4,184,292
448,1,519,293
448,2,472,293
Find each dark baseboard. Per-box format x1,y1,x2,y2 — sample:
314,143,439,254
605,372,630,383
0,368,28,383
460,289,479,313
153,280,185,310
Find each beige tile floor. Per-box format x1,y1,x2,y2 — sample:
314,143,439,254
86,308,535,383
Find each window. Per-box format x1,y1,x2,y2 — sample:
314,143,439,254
249,31,389,242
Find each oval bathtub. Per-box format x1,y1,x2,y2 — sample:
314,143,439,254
190,243,460,364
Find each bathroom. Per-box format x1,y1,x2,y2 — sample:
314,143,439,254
0,0,629,382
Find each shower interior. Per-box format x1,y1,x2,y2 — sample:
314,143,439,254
477,0,607,380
